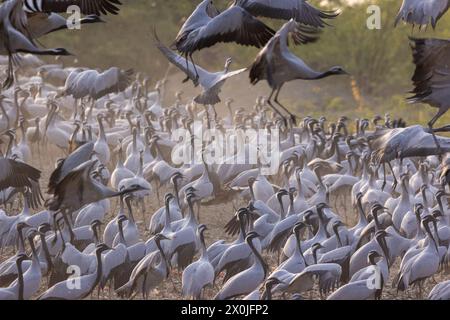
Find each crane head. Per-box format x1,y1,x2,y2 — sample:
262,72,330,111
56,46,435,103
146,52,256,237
328,66,349,75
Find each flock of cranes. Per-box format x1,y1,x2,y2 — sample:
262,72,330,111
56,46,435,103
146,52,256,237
0,0,450,300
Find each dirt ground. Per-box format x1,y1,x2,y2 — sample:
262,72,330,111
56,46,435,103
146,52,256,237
1,143,449,300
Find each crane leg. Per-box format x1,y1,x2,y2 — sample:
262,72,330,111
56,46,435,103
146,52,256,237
189,53,200,85
73,99,78,120
428,108,447,158
182,54,191,84
387,161,398,191
380,162,386,191
140,198,146,229
203,104,211,129
274,86,297,125
2,54,14,89
267,89,288,127
211,105,218,123
196,202,201,223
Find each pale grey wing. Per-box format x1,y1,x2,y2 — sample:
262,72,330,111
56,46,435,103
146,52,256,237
195,68,246,105
316,269,342,294
237,0,338,27
408,38,450,109
186,6,275,52
48,141,94,194
304,263,342,294
25,12,57,38
46,159,96,211
395,0,450,28
132,252,161,279
64,68,82,94
0,158,41,191
210,68,247,89
288,263,341,294
91,67,133,99
154,38,209,85
27,179,43,209
36,0,122,15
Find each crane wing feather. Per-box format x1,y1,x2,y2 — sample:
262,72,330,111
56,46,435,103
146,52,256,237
370,125,450,164
408,37,450,108
184,6,275,53
237,0,338,27
40,0,122,16
0,158,41,190
395,0,450,28
154,36,209,86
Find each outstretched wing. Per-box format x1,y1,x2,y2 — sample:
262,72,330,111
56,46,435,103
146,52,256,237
237,0,338,28
210,67,247,89
0,158,41,190
370,125,450,164
46,159,96,211
288,263,341,294
395,0,450,28
91,67,133,99
24,0,122,15
0,158,42,209
408,37,450,109
183,6,275,53
249,31,281,86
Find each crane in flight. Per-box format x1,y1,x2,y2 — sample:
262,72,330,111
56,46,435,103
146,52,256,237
171,0,275,83
249,19,348,125
407,37,450,154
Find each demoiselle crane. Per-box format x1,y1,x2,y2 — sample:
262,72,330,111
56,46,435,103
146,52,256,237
45,159,149,212
395,0,450,28
407,37,450,154
172,0,275,82
236,0,338,27
155,34,246,107
0,0,71,88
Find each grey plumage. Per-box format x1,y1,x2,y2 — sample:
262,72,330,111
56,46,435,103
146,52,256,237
249,19,347,123
395,0,450,28
406,37,450,152
22,0,122,16
236,0,338,28
0,157,43,208
47,141,95,195
64,67,133,100
0,0,71,88
370,125,450,164
46,159,147,212
155,34,246,106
